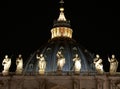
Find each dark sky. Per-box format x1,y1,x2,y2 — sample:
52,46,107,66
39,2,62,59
0,0,120,72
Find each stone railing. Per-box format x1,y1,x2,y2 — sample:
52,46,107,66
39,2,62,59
0,72,120,76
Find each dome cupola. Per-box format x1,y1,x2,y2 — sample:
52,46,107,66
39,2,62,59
23,0,95,75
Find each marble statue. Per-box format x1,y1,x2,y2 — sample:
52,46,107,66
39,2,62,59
2,55,11,76
72,54,81,73
108,54,119,75
56,50,65,71
93,54,104,74
36,53,46,74
16,54,23,74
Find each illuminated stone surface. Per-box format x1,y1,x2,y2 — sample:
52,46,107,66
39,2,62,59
0,0,120,89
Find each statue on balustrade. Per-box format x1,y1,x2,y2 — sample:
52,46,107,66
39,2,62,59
56,50,65,71
108,54,119,75
16,54,23,74
93,54,104,74
72,54,81,73
2,55,11,76
36,53,46,74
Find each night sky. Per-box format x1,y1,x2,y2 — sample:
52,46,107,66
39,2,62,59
0,0,120,72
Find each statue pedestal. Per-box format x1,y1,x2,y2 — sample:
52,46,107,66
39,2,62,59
74,71,80,75
2,71,9,76
110,72,116,75
56,70,62,75
39,70,45,75
96,69,104,74
16,70,23,75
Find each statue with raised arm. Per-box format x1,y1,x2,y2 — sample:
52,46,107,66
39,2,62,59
93,54,104,74
36,53,46,74
56,50,65,71
108,54,119,75
16,54,23,74
72,54,81,73
2,55,11,76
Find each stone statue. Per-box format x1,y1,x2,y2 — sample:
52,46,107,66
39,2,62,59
108,54,119,75
93,54,104,74
2,55,11,76
36,53,46,74
72,54,81,73
56,50,65,71
16,54,23,74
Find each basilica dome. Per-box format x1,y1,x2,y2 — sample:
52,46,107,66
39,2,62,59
23,1,96,75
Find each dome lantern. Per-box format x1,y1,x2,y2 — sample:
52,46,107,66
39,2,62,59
51,0,73,39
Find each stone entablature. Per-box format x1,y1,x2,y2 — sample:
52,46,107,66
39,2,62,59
0,72,120,89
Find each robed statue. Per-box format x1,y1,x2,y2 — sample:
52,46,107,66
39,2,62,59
36,53,46,74
16,54,23,74
108,54,119,75
93,54,104,74
56,50,65,71
2,55,11,76
72,54,81,73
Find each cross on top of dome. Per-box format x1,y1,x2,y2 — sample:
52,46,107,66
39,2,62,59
57,0,66,21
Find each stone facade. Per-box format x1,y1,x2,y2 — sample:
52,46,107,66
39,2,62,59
0,1,120,89
0,72,120,89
